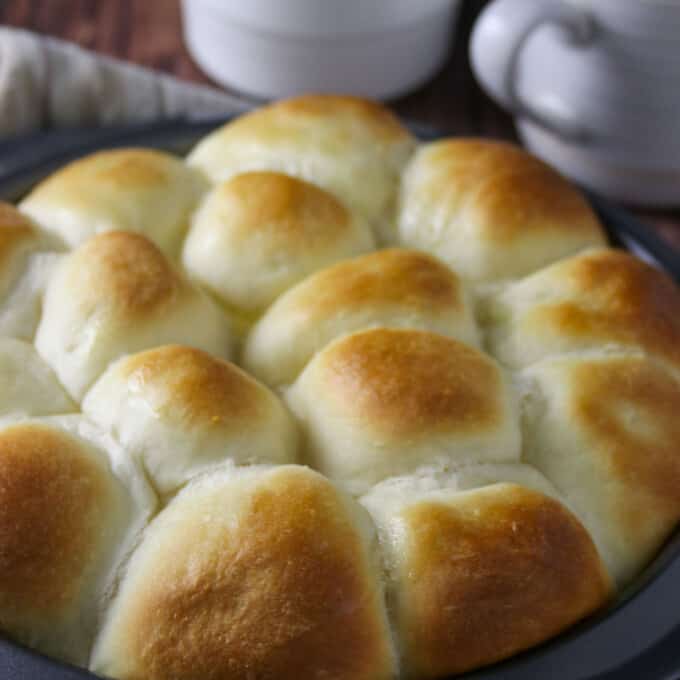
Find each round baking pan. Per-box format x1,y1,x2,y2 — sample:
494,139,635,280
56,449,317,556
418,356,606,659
0,119,678,680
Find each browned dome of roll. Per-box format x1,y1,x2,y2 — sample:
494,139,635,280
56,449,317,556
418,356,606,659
67,231,180,315
367,482,611,678
483,248,680,369
287,328,520,491
397,139,606,281
181,170,374,316
35,231,232,399
82,345,298,494
310,328,498,436
0,417,155,665
19,148,207,256
0,424,113,617
90,465,395,680
522,352,680,586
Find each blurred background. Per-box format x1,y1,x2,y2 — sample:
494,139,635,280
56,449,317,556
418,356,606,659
1,0,678,248
0,0,511,136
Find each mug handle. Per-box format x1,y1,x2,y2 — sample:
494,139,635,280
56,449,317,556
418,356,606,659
470,0,595,142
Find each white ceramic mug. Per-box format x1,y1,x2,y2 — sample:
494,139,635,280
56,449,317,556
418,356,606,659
470,0,680,206
181,0,461,100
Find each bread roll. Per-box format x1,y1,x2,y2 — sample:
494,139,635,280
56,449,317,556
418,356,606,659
0,202,61,340
397,139,606,282
187,94,416,243
182,172,375,318
20,148,207,256
0,416,155,666
362,479,611,678
83,345,298,494
287,328,520,493
35,232,232,400
243,248,480,388
0,338,74,416
521,353,680,585
482,247,680,369
90,465,396,680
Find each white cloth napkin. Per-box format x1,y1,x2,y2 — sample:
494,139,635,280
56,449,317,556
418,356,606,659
0,27,252,138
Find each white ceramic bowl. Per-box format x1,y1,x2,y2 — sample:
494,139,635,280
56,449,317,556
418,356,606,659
180,0,461,100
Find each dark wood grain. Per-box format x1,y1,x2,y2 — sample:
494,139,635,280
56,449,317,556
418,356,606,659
1,0,678,249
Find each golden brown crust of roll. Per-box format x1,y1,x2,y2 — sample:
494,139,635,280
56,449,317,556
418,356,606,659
396,484,611,677
119,345,267,426
571,357,680,529
291,248,462,315
522,353,680,585
398,139,606,281
213,171,350,243
0,423,114,617
82,345,299,494
65,149,170,188
507,249,680,367
0,203,39,268
0,416,156,666
20,148,206,255
319,328,500,438
225,94,411,145
287,328,520,491
66,231,180,318
35,230,232,399
181,171,374,314
436,140,598,243
91,466,395,680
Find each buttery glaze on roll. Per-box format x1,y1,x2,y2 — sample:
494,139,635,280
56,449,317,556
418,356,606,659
35,232,232,400
83,345,298,494
0,202,61,340
521,352,680,585
182,171,375,317
20,148,207,256
243,248,480,389
0,416,155,666
287,328,520,493
397,139,606,282
90,465,396,680
362,477,611,678
187,94,417,243
482,247,680,369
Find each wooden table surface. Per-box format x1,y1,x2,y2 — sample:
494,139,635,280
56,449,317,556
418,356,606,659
2,0,679,250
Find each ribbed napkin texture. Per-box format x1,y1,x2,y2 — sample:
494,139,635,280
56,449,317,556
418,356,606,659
0,27,251,137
